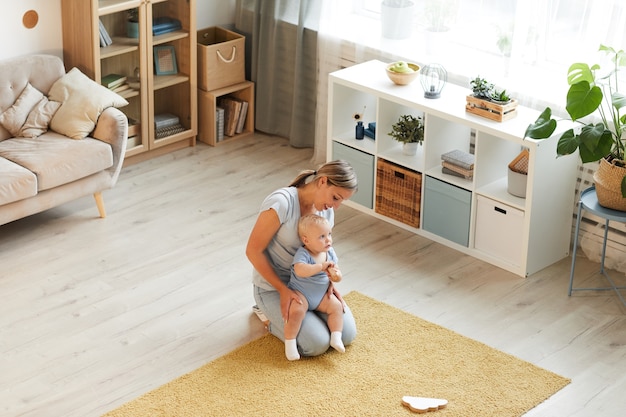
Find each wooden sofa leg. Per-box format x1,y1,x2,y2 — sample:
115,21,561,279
94,192,106,218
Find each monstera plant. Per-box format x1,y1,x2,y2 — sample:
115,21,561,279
524,44,626,209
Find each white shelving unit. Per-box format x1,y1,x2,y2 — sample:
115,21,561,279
327,60,579,277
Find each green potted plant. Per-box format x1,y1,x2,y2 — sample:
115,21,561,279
127,8,139,38
524,44,626,210
470,76,494,100
389,114,424,155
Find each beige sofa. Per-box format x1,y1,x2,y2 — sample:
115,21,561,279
0,54,128,226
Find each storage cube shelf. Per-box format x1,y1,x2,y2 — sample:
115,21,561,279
327,60,579,277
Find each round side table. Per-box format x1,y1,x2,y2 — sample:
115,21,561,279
569,186,626,307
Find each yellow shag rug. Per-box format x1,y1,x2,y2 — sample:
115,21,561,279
103,292,570,416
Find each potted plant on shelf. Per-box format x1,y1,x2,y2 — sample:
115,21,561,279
127,8,139,38
466,76,517,121
524,44,626,210
389,114,424,155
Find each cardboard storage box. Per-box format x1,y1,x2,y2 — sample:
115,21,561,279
474,195,524,266
197,27,245,91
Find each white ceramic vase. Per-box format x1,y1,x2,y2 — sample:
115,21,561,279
402,142,418,156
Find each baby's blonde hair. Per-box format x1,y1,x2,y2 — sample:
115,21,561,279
298,213,330,239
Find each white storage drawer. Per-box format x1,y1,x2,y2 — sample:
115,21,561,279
474,195,525,266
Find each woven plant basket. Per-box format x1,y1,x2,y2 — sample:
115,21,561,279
593,157,626,211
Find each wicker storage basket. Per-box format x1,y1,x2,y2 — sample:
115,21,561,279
375,158,422,227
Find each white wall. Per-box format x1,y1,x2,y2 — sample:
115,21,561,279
0,0,236,60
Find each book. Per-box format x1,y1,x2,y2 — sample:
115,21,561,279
98,19,112,47
152,17,182,36
101,73,127,89
442,166,473,180
441,162,473,179
235,100,249,134
154,113,180,130
155,123,185,139
216,106,225,142
441,149,475,170
112,83,131,94
219,97,243,137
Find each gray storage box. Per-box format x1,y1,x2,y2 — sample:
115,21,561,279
422,176,471,246
332,141,374,209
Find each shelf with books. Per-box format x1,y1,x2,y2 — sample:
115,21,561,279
62,0,197,164
198,81,255,146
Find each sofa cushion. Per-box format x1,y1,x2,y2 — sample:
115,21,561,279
48,68,128,140
0,83,44,135
0,157,37,204
19,97,61,138
0,82,61,139
0,132,113,191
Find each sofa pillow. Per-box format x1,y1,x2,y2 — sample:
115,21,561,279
19,96,62,138
48,67,128,139
0,83,44,136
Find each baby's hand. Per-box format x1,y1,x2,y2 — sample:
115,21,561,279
328,266,342,282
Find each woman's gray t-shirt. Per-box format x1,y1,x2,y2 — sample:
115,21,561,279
252,186,334,290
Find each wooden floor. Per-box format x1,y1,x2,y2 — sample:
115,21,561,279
1,133,625,417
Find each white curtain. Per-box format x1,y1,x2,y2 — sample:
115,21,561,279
235,0,322,148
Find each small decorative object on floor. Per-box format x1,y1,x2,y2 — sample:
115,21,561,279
420,63,447,99
401,396,448,413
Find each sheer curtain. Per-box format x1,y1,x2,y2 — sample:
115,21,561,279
234,0,322,148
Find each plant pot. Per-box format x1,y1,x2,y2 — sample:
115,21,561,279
381,1,415,40
127,21,139,38
593,157,626,211
402,142,418,156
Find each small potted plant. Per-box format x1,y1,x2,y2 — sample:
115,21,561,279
467,76,517,121
525,44,626,210
389,114,424,155
470,76,493,99
127,8,139,38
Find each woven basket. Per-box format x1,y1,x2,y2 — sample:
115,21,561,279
375,159,422,227
593,158,626,211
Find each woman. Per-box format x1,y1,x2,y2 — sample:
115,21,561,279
246,160,358,357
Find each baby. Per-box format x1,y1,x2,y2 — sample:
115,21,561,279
284,213,345,360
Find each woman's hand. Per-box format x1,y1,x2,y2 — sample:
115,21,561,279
280,287,302,323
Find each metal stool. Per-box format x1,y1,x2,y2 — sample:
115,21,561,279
569,186,626,307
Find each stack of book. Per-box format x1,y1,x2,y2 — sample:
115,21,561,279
101,73,131,94
98,19,112,47
218,96,249,137
154,113,185,139
441,149,475,179
152,17,182,36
